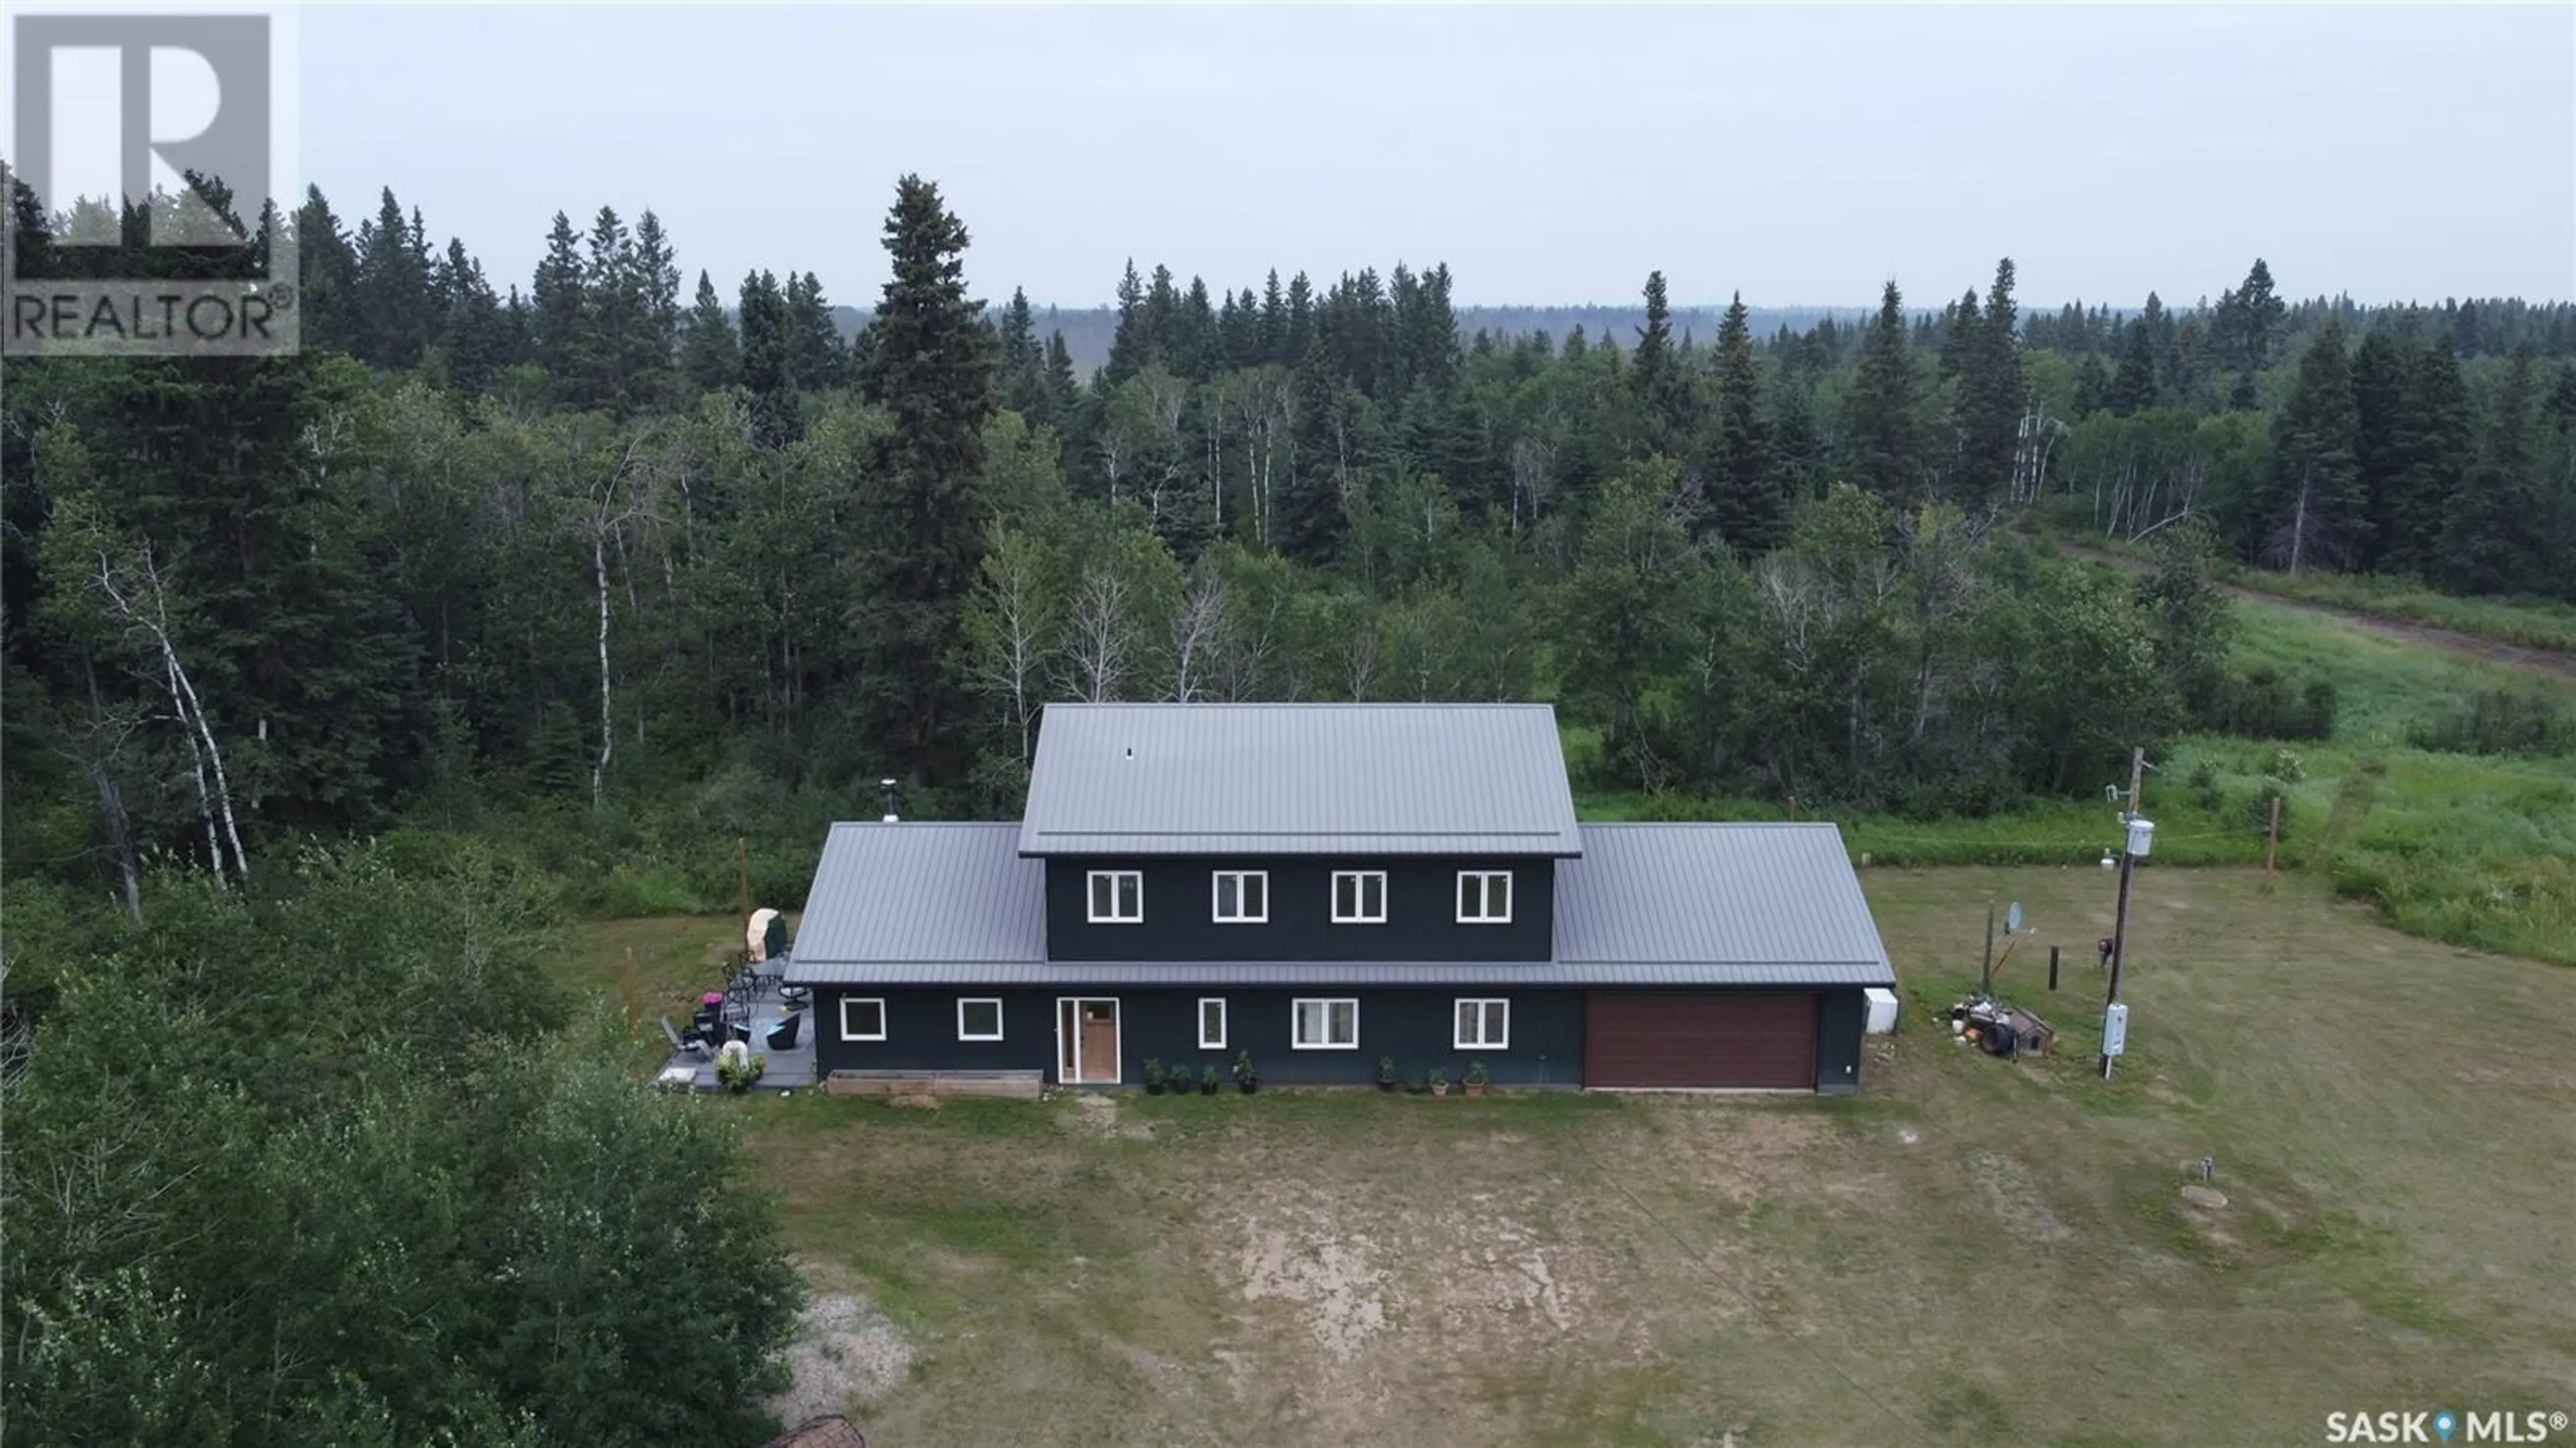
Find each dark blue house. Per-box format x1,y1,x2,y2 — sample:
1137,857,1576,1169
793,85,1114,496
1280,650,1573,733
782,703,1893,1092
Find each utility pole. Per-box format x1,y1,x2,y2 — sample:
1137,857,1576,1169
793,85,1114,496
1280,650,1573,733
1980,895,1997,1000
2102,747,2149,1080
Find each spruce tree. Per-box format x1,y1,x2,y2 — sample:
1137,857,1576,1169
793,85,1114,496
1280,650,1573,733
1847,280,1923,503
529,211,588,378
2438,345,2544,595
1631,270,1690,457
737,268,793,444
1955,257,2024,508
352,187,433,369
679,270,739,392
2106,316,2159,416
291,185,362,356
784,272,847,392
851,175,999,788
1105,260,1152,383
435,238,509,395
2255,319,2364,574
1705,292,1781,555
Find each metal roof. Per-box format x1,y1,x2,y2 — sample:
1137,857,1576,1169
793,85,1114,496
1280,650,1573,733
788,823,1044,968
1554,824,1892,980
1015,703,1583,858
783,819,1892,988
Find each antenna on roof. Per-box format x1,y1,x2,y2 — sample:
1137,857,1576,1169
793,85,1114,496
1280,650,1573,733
880,777,899,823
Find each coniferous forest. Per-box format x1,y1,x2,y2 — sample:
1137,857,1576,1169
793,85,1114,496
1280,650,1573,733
3,171,2573,1442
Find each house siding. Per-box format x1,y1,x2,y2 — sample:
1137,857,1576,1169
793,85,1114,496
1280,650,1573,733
1815,987,1865,1094
1042,857,1554,964
811,986,1587,1086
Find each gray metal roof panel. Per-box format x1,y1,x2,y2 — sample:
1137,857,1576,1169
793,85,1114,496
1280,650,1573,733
1016,703,1583,857
788,823,1044,968
1554,823,1892,978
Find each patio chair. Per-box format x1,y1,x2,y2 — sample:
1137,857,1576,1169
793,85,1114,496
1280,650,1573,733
661,1016,710,1059
765,1013,805,1051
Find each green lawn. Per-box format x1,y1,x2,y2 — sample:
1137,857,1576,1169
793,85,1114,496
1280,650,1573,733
640,866,2576,1446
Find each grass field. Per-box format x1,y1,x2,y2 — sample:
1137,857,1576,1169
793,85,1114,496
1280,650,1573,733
2221,570,2576,656
580,866,2576,1447
1578,592,2576,966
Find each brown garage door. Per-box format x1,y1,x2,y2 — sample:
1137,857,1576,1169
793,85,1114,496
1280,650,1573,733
1585,992,1819,1088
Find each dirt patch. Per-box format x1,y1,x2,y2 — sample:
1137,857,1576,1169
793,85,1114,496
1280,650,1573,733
1969,1151,2071,1243
1061,1092,1157,1141
766,1292,914,1426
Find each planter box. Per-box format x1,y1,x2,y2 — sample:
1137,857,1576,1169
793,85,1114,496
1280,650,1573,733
824,1070,1044,1101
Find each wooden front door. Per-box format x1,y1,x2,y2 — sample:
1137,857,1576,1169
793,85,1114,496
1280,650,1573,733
1057,997,1120,1084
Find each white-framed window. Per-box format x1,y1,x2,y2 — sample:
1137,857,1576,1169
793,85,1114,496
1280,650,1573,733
841,996,888,1042
1087,870,1143,923
1455,998,1509,1050
1292,997,1359,1050
957,997,1004,1042
1212,870,1268,923
1457,870,1513,923
1197,997,1228,1050
1332,870,1387,924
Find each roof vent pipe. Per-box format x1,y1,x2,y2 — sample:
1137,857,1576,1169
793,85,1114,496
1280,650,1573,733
879,776,899,823
1124,746,1134,760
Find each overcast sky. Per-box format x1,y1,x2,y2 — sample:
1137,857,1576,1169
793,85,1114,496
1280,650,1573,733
297,3,2576,311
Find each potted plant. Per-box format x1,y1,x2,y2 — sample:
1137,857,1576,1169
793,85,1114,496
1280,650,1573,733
1428,1066,1450,1098
715,1040,766,1094
1200,1064,1220,1095
1407,1072,1429,1096
1463,1060,1489,1097
1233,1050,1260,1095
1377,1057,1398,1093
1144,1058,1166,1096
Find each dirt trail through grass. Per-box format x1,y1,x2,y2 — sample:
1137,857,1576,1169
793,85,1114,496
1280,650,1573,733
2059,540,2576,682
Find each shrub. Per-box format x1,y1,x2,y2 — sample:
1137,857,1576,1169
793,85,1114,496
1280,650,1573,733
2405,688,2576,757
2206,664,2337,741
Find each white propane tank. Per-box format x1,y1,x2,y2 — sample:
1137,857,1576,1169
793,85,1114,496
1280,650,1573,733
2102,1001,2130,1057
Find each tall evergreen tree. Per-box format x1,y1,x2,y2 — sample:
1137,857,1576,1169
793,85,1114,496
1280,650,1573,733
678,270,739,393
291,185,362,356
1847,280,1923,503
784,271,848,393
737,268,794,445
529,211,588,378
851,176,999,789
352,187,434,369
1104,260,1152,383
1954,257,2023,508
998,287,1051,419
433,238,509,395
1631,270,1690,456
2254,319,2363,574
2438,345,2545,595
1705,293,1782,555
2105,315,2159,415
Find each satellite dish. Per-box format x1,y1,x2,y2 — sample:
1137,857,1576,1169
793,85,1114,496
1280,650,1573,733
2006,902,2024,934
